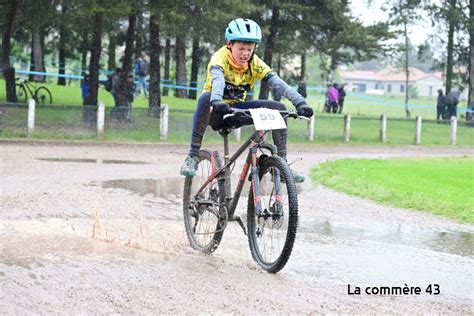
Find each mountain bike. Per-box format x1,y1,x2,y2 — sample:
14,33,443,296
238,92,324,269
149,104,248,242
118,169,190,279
15,78,53,104
183,108,306,273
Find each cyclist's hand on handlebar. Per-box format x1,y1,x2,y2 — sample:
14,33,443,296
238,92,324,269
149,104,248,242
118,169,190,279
212,100,233,115
296,104,314,118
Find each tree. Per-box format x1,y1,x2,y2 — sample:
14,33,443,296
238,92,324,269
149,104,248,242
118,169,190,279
188,33,200,99
1,0,19,103
83,0,104,123
116,6,137,108
468,0,473,121
427,0,469,95
148,0,161,114
387,0,422,118
57,2,68,86
258,4,280,100
162,37,171,96
174,34,187,98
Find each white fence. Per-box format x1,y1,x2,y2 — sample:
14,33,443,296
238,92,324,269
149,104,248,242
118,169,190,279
22,99,464,146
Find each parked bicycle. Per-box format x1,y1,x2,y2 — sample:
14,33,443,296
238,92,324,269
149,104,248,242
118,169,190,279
15,78,53,104
183,108,307,273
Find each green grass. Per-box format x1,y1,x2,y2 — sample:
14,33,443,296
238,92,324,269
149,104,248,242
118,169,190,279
310,157,474,223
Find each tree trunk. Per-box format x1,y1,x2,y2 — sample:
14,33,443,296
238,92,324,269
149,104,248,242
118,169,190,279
162,37,171,96
148,0,161,115
117,10,137,108
404,22,411,118
258,5,279,100
445,0,457,95
276,53,281,76
188,34,200,100
468,0,474,121
108,33,116,71
81,51,87,71
1,0,19,103
300,52,306,81
134,11,144,58
31,31,46,82
175,35,187,98
83,1,103,123
57,4,67,85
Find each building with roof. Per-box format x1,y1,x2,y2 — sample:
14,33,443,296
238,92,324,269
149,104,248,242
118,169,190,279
341,67,444,97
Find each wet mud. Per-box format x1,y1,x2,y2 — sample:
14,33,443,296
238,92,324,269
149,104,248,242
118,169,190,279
1,142,473,313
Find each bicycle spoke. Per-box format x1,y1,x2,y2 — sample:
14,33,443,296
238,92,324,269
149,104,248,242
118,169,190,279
248,156,298,273
183,150,225,254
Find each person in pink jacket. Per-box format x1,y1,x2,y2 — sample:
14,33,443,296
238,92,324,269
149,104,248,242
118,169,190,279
327,83,339,113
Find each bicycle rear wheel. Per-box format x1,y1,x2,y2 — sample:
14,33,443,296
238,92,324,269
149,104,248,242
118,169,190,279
183,150,226,254
15,84,27,103
247,156,298,273
35,87,52,104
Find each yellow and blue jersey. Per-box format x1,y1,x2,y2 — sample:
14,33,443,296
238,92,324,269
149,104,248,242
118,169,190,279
203,46,272,103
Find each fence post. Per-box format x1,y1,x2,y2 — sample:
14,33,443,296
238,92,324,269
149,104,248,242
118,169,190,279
307,116,315,141
97,101,105,140
379,114,387,142
343,113,351,142
27,99,35,138
450,116,457,145
232,127,241,142
160,104,169,141
415,116,422,145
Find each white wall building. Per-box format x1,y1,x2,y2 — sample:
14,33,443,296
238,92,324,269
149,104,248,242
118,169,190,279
341,67,444,97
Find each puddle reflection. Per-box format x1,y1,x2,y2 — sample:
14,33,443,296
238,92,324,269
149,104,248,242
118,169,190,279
303,220,473,257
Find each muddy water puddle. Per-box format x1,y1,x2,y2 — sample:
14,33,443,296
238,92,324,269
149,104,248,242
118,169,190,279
98,176,307,199
36,158,148,165
98,177,473,257
300,220,473,257
83,176,474,300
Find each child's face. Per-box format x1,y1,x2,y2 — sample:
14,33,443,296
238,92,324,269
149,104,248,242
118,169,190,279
229,41,256,65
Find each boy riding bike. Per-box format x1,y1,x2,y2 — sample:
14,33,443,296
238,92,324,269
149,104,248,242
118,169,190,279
180,18,314,182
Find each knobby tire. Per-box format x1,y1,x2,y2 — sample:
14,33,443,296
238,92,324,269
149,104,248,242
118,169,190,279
247,156,298,273
183,149,226,254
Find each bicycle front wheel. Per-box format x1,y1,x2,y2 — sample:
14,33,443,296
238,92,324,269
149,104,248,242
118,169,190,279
247,156,298,273
183,150,226,254
15,84,27,103
35,87,52,104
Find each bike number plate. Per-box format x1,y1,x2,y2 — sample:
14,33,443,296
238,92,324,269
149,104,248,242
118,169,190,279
249,108,287,131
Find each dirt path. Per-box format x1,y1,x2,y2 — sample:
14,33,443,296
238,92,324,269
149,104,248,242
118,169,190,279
1,141,473,314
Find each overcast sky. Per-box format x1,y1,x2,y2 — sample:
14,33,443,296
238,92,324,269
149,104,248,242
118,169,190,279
350,0,432,46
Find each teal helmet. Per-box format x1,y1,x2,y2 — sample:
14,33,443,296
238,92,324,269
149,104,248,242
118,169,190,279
225,18,262,43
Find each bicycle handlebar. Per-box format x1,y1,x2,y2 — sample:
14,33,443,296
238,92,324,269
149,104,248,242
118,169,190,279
227,108,309,120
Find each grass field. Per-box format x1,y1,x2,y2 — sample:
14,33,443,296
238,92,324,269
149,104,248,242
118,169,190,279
310,157,474,223
1,78,473,146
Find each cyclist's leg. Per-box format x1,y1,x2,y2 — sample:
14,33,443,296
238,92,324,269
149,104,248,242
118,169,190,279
190,93,212,157
181,93,213,176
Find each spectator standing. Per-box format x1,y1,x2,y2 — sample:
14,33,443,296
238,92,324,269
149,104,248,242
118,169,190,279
327,83,339,113
81,73,90,104
110,68,121,107
134,52,150,98
436,89,446,121
337,83,347,114
445,90,461,118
